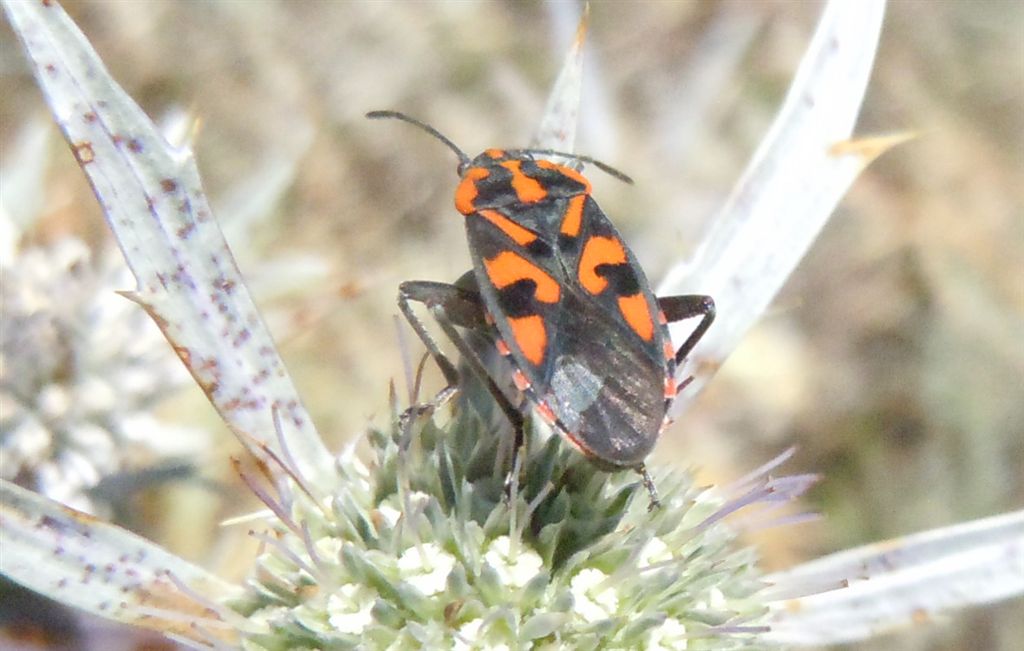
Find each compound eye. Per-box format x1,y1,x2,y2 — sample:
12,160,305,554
456,161,468,177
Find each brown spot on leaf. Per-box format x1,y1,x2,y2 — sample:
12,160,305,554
72,142,95,165
215,277,236,294
160,179,178,193
174,346,193,368
127,138,144,153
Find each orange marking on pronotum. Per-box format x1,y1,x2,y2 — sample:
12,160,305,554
500,160,547,204
508,315,547,366
559,194,587,237
478,209,537,246
617,292,654,341
578,235,627,295
484,148,505,159
483,251,560,303
535,160,592,193
455,167,491,214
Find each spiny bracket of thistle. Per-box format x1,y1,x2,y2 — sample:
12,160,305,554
224,367,819,650
658,0,891,415
0,479,246,647
531,2,588,152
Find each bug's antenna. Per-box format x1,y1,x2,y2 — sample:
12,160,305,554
367,111,633,184
366,110,471,170
578,158,633,185
525,148,634,184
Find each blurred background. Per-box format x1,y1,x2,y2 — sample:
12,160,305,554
1,1,1021,649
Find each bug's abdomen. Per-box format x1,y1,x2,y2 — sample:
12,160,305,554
542,289,667,467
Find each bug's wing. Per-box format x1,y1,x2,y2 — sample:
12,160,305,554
465,211,566,378
466,197,672,467
543,196,674,465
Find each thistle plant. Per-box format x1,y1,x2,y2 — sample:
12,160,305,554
0,121,205,518
0,98,315,521
1,1,1021,650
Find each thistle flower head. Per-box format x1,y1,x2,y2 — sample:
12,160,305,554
226,375,806,650
0,222,200,515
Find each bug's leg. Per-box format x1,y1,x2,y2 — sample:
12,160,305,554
637,463,661,511
398,279,482,392
398,279,526,482
430,304,528,501
657,295,716,365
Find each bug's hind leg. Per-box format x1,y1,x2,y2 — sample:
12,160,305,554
637,463,661,511
657,294,716,365
636,295,715,509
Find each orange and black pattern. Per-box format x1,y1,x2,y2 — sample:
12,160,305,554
457,149,675,467
372,108,714,502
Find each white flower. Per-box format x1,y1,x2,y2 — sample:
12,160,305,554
453,618,484,651
570,568,618,623
327,584,376,634
648,618,688,651
397,542,455,596
483,535,544,589
638,536,672,566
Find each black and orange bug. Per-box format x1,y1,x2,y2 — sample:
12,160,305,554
368,110,715,507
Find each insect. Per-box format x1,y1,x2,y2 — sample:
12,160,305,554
368,110,715,507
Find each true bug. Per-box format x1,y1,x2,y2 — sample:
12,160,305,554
368,110,715,507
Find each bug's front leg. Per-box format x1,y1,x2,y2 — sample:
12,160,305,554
397,278,527,491
398,279,482,391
